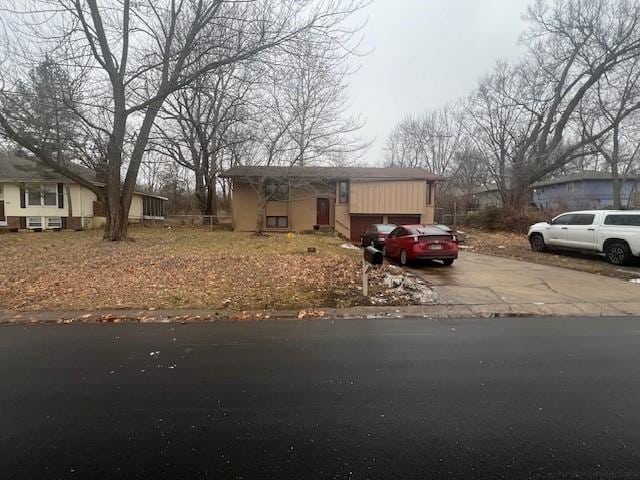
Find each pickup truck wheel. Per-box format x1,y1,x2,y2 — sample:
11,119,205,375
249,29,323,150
605,242,632,266
529,233,546,252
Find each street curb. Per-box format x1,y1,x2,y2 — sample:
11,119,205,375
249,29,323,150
2,302,640,325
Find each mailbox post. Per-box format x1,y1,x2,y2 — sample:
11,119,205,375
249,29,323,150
362,246,383,296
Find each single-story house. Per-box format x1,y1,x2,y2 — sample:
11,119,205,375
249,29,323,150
531,172,640,210
0,154,167,231
220,166,442,242
471,185,503,210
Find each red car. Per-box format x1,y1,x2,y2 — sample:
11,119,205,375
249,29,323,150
383,225,458,266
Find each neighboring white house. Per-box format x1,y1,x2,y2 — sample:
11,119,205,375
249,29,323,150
0,154,167,231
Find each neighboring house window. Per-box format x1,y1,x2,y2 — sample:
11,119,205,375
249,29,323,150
266,216,288,228
46,217,62,229
143,197,165,217
566,182,574,193
338,181,349,204
26,216,43,229
25,184,59,207
265,181,289,201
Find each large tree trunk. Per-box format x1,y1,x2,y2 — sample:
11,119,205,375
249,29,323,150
506,174,532,210
104,200,129,241
206,181,218,223
611,124,622,210
255,181,266,235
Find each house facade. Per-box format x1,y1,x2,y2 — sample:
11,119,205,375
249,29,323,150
221,166,442,242
0,154,167,231
532,172,640,210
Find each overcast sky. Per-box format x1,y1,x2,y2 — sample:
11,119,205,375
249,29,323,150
349,0,532,165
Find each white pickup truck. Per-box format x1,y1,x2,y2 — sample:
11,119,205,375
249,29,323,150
528,210,640,265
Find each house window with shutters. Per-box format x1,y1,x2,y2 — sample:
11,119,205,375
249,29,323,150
23,183,64,208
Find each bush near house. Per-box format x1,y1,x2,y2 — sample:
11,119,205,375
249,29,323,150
462,206,562,234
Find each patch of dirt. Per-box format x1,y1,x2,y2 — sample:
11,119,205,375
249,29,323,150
462,228,640,280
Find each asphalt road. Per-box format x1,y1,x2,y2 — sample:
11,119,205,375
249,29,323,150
3,317,640,480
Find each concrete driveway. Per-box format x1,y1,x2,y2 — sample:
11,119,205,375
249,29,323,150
408,252,640,316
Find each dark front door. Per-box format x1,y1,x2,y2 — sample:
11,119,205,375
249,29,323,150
0,200,5,223
317,198,330,225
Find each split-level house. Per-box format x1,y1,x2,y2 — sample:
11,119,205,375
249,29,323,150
221,166,443,242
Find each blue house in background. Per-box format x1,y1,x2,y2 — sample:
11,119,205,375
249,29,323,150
532,172,640,210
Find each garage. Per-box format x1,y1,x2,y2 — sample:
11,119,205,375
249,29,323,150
388,215,421,226
350,215,383,243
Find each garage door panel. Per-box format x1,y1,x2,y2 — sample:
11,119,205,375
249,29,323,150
350,215,383,243
388,215,421,225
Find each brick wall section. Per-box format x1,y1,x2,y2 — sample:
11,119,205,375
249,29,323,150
5,217,21,230
66,217,83,230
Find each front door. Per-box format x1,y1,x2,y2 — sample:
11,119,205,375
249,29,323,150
317,198,330,225
0,200,5,226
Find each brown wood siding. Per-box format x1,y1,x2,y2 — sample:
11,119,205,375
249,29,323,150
93,200,106,217
350,180,426,214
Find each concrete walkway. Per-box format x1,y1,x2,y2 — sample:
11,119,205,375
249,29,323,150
408,252,640,316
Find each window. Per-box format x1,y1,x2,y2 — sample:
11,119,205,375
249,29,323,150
46,217,62,229
25,184,60,207
42,184,58,206
27,185,42,206
388,228,400,238
426,182,433,205
377,225,396,233
26,216,43,229
265,181,289,201
266,216,288,228
338,181,349,204
604,214,640,226
569,214,595,226
143,197,166,218
551,214,573,225
566,182,575,193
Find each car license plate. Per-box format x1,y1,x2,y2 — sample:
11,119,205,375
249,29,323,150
430,244,443,250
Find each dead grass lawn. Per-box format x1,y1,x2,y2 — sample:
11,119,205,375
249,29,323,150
0,227,375,311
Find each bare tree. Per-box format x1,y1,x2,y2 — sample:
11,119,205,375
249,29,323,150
498,0,640,205
384,104,464,177
0,0,366,240
579,57,640,208
465,61,537,204
231,47,368,234
153,63,254,219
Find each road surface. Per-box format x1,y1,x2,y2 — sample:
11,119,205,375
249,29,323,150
2,317,640,479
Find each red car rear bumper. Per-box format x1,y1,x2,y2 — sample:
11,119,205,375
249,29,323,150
408,243,458,261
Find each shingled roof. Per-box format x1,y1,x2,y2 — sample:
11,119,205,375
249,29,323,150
220,166,443,181
0,153,98,183
0,154,167,200
532,171,640,188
